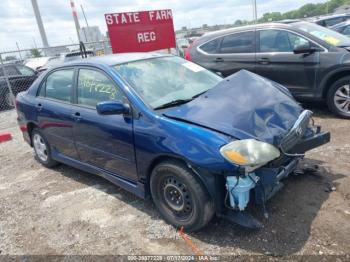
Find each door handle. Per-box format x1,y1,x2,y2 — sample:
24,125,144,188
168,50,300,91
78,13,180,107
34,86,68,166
258,58,270,65
36,103,43,111
215,57,224,63
72,112,82,121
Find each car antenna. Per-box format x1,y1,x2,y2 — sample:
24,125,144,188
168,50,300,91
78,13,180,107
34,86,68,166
79,41,87,59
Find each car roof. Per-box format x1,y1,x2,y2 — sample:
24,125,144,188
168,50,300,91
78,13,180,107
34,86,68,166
313,13,350,22
200,22,295,40
61,52,171,67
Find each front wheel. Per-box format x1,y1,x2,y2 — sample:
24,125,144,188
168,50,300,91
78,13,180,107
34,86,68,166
31,129,58,168
150,160,215,232
327,77,350,119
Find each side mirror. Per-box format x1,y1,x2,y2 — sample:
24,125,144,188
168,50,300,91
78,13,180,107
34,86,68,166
293,44,321,54
96,101,130,115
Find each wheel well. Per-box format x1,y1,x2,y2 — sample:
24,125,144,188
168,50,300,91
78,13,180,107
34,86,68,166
27,122,37,146
147,156,187,181
323,71,350,98
146,155,216,200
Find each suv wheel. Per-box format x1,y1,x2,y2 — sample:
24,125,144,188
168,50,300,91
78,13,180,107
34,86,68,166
150,160,215,232
31,129,58,167
327,77,350,118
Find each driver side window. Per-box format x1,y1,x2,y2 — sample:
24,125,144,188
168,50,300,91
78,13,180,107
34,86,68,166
77,68,125,108
259,30,310,53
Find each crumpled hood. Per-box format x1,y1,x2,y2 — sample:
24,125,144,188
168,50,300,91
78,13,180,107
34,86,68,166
163,70,303,145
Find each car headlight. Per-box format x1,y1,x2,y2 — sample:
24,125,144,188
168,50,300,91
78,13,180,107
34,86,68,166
220,139,280,170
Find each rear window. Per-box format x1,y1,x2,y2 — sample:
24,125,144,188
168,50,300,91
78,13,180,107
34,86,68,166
219,31,254,53
40,69,74,102
199,38,221,54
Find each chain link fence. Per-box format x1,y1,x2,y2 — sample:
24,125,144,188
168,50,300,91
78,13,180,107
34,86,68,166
0,40,112,111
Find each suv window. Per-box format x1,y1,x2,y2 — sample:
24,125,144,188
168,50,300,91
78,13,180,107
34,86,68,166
342,25,350,35
324,17,345,27
259,30,310,52
1,65,19,76
16,65,35,76
219,31,254,53
43,69,74,102
77,68,124,107
199,38,221,54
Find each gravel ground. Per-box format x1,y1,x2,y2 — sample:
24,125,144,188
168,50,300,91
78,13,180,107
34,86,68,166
0,105,349,258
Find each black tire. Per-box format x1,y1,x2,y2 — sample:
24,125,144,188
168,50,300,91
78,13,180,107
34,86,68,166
326,76,350,119
31,128,58,168
150,160,215,232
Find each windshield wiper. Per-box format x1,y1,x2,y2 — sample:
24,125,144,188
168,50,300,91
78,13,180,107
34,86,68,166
154,99,192,110
191,90,208,99
154,90,209,110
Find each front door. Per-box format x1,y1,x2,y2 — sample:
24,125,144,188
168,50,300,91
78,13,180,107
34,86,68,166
71,67,137,181
255,29,319,97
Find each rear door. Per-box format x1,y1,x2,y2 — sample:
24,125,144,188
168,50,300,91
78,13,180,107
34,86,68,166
35,68,78,159
197,31,256,77
255,29,320,97
71,67,137,181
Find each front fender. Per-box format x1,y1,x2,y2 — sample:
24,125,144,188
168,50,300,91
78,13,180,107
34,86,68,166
134,113,236,180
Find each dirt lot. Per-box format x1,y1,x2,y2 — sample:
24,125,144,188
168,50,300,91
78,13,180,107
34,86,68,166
0,105,349,258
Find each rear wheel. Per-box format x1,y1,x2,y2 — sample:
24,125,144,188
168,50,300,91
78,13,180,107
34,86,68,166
31,129,58,168
150,160,215,232
327,77,350,119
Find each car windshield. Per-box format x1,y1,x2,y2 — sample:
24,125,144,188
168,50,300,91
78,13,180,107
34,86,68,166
293,21,350,47
113,56,222,109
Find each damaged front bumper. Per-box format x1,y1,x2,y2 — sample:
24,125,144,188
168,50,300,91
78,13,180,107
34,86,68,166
221,121,330,229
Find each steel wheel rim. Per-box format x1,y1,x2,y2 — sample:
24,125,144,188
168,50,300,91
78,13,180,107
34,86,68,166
334,84,350,114
5,93,14,107
162,176,193,220
33,133,48,162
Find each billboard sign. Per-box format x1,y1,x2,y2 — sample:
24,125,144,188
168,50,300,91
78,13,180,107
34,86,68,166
105,9,176,53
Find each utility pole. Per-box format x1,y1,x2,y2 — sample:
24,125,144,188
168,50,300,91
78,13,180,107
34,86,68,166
69,0,81,42
252,0,257,24
31,0,49,48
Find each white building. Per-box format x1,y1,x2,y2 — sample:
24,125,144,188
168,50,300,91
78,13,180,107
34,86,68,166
79,26,103,43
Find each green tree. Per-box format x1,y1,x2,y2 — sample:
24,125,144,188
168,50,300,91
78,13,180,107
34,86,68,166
30,48,42,58
259,0,350,22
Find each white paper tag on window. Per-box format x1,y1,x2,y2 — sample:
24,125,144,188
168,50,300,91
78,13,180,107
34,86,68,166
182,62,205,72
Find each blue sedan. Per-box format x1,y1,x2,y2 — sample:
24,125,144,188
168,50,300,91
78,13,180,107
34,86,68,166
16,53,330,231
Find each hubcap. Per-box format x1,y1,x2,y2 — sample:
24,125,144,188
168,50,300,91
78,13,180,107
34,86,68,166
162,177,193,219
334,84,350,114
33,134,48,162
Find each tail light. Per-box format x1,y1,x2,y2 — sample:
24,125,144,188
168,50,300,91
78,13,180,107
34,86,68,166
185,41,195,61
184,47,192,61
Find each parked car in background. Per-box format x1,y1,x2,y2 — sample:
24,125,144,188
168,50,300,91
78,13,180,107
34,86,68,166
312,13,350,27
176,38,190,57
0,63,37,109
330,20,350,36
186,21,350,118
30,51,95,73
25,57,58,72
16,53,329,231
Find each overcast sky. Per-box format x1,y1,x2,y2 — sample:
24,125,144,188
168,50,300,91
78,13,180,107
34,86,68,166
0,0,327,51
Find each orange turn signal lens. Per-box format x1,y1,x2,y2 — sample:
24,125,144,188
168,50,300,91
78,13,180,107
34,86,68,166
223,151,248,165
